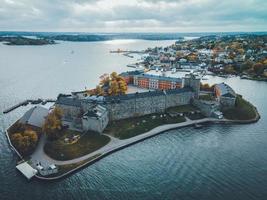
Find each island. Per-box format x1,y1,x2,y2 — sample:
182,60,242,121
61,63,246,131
5,70,260,180
0,36,55,46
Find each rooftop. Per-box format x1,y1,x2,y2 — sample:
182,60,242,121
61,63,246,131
16,162,37,180
120,70,144,77
136,73,182,82
19,106,49,128
84,105,107,118
56,95,82,107
215,83,236,98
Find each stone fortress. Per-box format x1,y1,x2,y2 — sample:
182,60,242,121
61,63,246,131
56,72,236,133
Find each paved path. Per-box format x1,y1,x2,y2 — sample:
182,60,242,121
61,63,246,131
30,117,221,166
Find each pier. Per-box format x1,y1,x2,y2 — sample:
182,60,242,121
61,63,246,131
3,98,56,114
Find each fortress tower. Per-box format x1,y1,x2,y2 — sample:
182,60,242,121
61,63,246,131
182,73,201,98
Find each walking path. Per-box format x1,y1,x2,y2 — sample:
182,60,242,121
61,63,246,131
30,117,220,166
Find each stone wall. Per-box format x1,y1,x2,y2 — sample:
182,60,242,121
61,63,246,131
193,99,220,117
57,90,194,123
106,91,194,121
220,96,236,108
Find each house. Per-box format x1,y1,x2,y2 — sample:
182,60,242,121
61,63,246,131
82,105,109,133
214,83,236,107
19,106,49,128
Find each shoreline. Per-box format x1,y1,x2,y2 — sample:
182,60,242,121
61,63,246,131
10,117,259,181
5,101,261,181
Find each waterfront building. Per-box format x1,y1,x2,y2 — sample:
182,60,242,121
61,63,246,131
121,71,182,90
214,83,236,107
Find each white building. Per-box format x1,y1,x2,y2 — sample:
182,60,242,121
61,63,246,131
82,105,109,133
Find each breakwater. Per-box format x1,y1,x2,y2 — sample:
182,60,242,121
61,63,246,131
3,99,56,114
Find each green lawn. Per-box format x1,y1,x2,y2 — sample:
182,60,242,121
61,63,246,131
104,113,186,139
44,130,110,161
166,105,198,114
222,95,257,120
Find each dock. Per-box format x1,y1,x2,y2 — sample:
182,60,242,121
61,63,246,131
110,50,145,54
3,98,56,114
16,161,37,180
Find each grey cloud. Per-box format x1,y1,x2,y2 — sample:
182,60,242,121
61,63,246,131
0,0,266,32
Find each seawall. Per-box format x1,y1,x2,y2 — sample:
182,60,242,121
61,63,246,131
34,115,260,181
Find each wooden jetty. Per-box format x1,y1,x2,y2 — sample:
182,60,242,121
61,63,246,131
110,50,144,54
3,98,56,114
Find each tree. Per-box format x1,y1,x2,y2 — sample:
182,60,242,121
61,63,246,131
42,107,63,140
110,72,118,81
93,72,128,96
99,73,109,87
11,129,38,155
253,63,264,75
118,80,127,94
95,85,104,95
108,80,119,95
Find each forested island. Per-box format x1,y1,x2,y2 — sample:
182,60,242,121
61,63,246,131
0,36,55,45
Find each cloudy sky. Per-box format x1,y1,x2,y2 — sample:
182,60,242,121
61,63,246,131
0,0,267,32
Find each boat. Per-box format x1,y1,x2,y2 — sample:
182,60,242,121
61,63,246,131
127,64,138,68
194,123,203,129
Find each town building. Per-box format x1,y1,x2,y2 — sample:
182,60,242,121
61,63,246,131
121,71,182,90
214,83,237,107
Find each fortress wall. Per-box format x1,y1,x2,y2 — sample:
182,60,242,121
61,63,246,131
56,104,81,120
58,91,195,122
165,92,193,108
106,98,136,120
107,91,193,121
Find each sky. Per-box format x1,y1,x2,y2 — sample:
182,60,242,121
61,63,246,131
0,0,267,32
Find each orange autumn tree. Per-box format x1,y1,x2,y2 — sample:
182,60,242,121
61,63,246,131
11,129,38,155
91,72,128,96
42,107,63,140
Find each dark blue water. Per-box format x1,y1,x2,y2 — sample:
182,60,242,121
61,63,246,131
1,40,267,200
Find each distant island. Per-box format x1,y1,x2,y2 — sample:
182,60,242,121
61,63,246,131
0,36,55,46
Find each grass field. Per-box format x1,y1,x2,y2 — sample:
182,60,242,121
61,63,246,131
104,113,186,139
44,130,110,161
222,95,257,120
